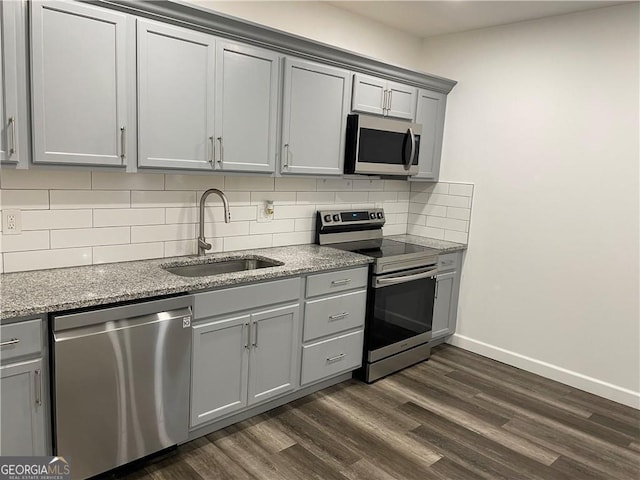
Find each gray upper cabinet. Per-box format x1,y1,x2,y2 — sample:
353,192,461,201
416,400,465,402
352,74,417,120
0,358,46,456
30,1,134,167
413,88,447,181
214,42,280,173
137,19,215,171
0,0,28,166
281,58,350,176
247,303,299,406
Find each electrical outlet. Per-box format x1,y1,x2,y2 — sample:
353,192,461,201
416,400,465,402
256,201,274,223
2,209,21,235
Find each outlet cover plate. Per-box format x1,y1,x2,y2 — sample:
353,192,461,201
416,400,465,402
2,209,22,235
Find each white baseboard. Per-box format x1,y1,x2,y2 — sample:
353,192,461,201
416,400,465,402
448,334,640,410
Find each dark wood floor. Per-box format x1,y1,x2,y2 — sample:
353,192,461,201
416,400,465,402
121,345,640,480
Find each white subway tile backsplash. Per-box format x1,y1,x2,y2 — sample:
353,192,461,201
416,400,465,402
204,221,250,238
131,224,195,243
294,218,314,232
448,183,474,197
273,205,317,219
164,239,197,257
1,231,49,252
334,191,369,203
383,180,410,192
51,190,130,209
409,203,447,217
407,224,445,240
51,227,130,248
382,223,407,236
397,192,410,202
249,219,295,235
316,178,352,191
250,191,296,205
197,190,250,206
165,174,224,191
296,191,335,204
225,176,274,191
381,201,409,214
93,242,164,264
427,193,471,208
272,230,314,247
275,177,316,192
223,234,272,252
444,230,469,243
368,191,397,202
447,207,471,221
2,190,49,209
426,216,468,232
94,208,165,227
407,213,426,226
22,209,93,230
4,247,92,272
92,172,164,191
132,191,195,208
0,169,91,190
352,179,384,191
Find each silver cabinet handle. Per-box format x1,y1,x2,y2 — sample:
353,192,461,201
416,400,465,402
283,143,290,168
383,91,388,114
329,312,349,321
330,279,351,287
0,338,20,347
407,127,416,167
244,322,250,349
120,126,126,160
327,353,346,364
217,137,223,167
209,136,215,165
388,90,393,110
435,280,439,299
252,320,259,348
35,369,42,407
8,117,16,155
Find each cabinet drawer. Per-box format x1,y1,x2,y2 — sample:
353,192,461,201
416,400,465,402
0,319,42,363
301,330,363,386
305,267,368,298
194,277,301,319
303,289,366,342
438,252,460,271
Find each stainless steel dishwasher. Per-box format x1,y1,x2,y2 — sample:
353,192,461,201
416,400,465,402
52,296,193,480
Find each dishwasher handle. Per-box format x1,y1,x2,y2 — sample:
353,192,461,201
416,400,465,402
53,296,193,333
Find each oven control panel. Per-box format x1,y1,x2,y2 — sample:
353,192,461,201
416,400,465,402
317,208,385,228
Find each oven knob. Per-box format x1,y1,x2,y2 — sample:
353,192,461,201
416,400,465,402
377,212,384,219
323,214,332,222
333,214,340,222
369,212,376,219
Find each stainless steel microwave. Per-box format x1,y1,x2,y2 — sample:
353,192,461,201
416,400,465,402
344,114,421,176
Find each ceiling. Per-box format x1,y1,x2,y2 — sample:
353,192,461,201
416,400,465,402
328,1,633,38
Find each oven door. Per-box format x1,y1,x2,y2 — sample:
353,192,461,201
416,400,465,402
366,265,436,362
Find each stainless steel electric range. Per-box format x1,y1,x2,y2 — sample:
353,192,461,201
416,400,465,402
316,208,439,382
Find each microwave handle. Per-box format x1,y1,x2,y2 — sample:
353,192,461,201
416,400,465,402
403,128,416,168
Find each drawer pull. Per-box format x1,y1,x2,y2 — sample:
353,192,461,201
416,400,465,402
328,312,349,321
0,338,20,347
35,369,42,407
330,279,351,287
327,353,346,364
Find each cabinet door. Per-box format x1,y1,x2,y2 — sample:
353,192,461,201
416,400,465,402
191,314,250,427
248,303,299,406
351,73,386,116
30,1,132,166
215,42,279,173
0,358,46,456
137,19,215,170
0,1,23,164
386,80,417,120
281,58,350,175
413,89,447,181
433,271,455,340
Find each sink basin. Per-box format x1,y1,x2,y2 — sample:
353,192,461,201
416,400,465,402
163,257,283,277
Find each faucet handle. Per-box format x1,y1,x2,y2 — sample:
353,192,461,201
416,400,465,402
198,237,212,252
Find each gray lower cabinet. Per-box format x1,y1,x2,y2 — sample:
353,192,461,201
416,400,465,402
412,88,447,181
432,252,462,342
281,58,351,175
0,318,47,456
190,279,301,428
30,0,135,167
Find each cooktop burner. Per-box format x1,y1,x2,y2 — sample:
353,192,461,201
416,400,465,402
353,239,439,259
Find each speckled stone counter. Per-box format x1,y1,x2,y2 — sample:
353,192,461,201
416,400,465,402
387,234,467,253
0,245,372,321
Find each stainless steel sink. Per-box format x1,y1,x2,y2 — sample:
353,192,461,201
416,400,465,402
163,257,283,277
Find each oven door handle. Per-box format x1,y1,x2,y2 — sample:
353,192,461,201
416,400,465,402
372,268,438,288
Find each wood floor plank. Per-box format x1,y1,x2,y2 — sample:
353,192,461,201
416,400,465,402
114,345,639,480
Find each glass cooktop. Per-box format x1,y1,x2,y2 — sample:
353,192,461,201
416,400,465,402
352,239,438,259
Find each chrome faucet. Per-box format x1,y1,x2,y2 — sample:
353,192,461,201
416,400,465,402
198,188,231,256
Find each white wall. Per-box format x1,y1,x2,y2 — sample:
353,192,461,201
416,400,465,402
187,1,423,69
422,4,640,407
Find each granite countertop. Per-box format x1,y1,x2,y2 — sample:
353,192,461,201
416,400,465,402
0,245,372,320
387,234,467,253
